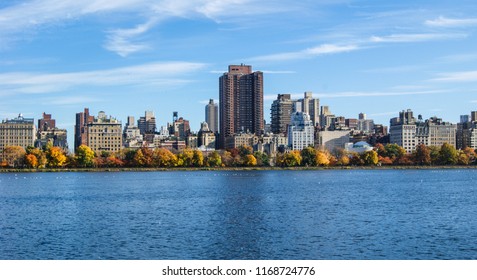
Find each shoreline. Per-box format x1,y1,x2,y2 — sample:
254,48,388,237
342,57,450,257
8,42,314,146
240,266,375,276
1,165,477,173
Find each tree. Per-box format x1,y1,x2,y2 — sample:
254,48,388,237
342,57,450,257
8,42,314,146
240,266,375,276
75,145,95,167
349,152,364,165
220,151,234,167
429,146,441,165
2,146,26,168
457,151,470,165
276,151,301,167
244,154,257,166
25,154,38,168
206,151,222,167
253,151,269,166
238,145,253,157
153,148,177,167
46,146,67,168
27,148,47,168
438,143,458,165
192,150,204,167
413,144,431,165
300,146,317,166
462,147,477,164
133,149,146,167
316,150,330,166
361,150,378,166
178,148,194,167
384,144,406,164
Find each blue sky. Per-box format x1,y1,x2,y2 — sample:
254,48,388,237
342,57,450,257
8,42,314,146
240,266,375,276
1,0,477,146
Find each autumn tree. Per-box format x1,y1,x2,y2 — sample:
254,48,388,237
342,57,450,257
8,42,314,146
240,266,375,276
276,151,301,167
220,151,234,167
25,154,38,168
27,147,47,168
462,147,477,164
153,148,177,167
413,144,431,165
243,154,257,166
75,145,95,167
316,150,330,166
177,148,194,167
384,144,406,164
2,146,26,168
361,150,379,165
206,151,222,167
192,150,204,167
46,146,67,168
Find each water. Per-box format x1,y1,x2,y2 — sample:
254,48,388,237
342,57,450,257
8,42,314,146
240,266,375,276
0,169,477,260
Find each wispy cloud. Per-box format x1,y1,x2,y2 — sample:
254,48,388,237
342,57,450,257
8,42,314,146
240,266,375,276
0,61,206,96
369,33,467,43
250,44,360,62
44,96,103,106
425,16,477,27
104,18,159,57
430,71,477,82
471,100,477,103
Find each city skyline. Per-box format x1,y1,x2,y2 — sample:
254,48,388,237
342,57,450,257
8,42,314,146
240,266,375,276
1,0,477,142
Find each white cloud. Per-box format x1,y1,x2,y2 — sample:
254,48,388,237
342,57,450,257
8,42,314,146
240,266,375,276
430,71,477,82
0,61,206,96
251,44,360,62
370,33,467,43
471,100,477,103
425,16,477,27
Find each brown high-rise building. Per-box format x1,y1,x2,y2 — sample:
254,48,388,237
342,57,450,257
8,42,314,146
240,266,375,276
219,64,263,148
74,108,94,151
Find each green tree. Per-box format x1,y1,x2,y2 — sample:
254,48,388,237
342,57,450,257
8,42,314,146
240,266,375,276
429,146,441,164
253,151,269,166
300,146,317,166
75,145,95,167
438,143,458,165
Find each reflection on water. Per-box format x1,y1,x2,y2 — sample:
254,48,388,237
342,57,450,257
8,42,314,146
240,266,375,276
0,169,476,259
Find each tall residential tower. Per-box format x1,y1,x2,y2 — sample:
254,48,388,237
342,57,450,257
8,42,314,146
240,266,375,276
205,99,218,134
219,64,263,148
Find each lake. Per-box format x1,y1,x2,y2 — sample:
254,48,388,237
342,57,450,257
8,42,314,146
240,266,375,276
0,169,476,259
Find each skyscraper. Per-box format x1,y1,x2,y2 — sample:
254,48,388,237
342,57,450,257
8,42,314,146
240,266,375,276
205,99,218,134
271,94,293,135
299,92,320,126
219,64,263,148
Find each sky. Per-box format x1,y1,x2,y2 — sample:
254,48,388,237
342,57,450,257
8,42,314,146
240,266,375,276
1,0,477,147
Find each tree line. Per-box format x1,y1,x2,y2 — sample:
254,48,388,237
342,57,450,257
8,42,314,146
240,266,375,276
1,142,476,169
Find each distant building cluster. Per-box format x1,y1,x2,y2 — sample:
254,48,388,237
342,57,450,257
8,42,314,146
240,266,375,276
1,63,475,162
